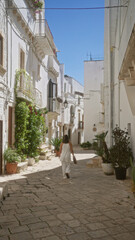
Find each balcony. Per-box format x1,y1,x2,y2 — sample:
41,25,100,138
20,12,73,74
16,71,42,107
48,56,59,77
78,121,84,129
33,20,57,57
119,25,135,86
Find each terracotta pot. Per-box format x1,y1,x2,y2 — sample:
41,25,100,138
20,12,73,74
55,150,60,157
6,162,18,174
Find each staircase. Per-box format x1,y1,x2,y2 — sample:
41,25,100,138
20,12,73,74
39,143,55,161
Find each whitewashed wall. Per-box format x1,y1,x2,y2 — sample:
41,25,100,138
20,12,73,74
84,60,104,143
104,0,135,156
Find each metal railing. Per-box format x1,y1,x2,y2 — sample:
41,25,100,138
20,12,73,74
17,71,42,107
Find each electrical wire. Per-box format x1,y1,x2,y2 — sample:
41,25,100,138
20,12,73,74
3,5,128,11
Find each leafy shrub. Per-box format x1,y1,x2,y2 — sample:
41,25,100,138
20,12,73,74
80,141,91,149
50,138,62,151
110,126,132,168
94,131,111,163
4,148,21,163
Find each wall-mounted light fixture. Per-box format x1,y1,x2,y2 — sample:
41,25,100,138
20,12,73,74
64,99,68,108
93,124,97,132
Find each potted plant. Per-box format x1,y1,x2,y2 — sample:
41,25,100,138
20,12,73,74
94,131,114,175
50,138,62,156
80,141,91,150
4,148,21,174
110,126,132,180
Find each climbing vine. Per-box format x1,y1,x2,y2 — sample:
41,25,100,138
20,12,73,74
14,70,48,158
15,100,29,154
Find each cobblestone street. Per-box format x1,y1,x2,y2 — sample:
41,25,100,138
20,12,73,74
0,150,135,240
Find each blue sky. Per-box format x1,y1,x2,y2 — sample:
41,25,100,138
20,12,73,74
45,0,104,85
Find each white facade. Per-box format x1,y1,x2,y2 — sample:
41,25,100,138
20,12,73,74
0,0,62,173
104,0,135,157
84,60,104,143
0,0,84,174
61,70,84,145
0,0,7,174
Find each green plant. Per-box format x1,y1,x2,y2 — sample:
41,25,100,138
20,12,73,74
15,100,29,154
25,105,46,157
4,148,21,163
50,138,62,151
92,141,98,150
110,126,132,168
80,141,91,149
33,0,43,9
94,131,111,163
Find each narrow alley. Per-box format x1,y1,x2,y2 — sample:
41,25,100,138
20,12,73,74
0,150,135,240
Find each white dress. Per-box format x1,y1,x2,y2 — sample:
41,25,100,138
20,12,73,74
60,143,71,178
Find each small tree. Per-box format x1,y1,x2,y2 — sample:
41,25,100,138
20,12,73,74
110,126,132,169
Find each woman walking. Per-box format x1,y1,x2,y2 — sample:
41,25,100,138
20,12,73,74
59,135,74,179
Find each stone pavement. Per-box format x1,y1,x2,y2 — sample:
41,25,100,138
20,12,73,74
0,149,135,240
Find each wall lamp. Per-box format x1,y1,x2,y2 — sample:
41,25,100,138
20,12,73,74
64,99,68,108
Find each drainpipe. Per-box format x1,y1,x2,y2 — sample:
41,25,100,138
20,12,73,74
108,0,112,147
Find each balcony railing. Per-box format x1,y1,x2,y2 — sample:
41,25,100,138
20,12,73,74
34,19,56,56
17,71,34,100
34,88,42,107
16,71,42,107
78,121,84,129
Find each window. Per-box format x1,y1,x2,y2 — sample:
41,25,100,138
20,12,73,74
0,35,3,66
48,79,57,111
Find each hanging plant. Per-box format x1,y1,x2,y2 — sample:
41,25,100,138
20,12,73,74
33,0,43,11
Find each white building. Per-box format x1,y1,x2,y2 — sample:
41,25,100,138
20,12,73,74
84,60,104,143
0,0,62,174
0,0,84,174
104,0,135,157
0,0,7,174
60,67,84,145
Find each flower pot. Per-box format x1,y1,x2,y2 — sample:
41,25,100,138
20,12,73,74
101,163,114,175
28,158,35,166
6,162,18,174
54,150,60,157
115,167,127,180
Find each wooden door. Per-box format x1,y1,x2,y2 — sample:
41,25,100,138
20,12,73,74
78,132,80,145
0,120,3,174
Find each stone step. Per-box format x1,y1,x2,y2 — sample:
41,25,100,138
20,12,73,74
17,162,28,173
86,156,102,168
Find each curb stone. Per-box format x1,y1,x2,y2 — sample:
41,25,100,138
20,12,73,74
0,182,8,201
